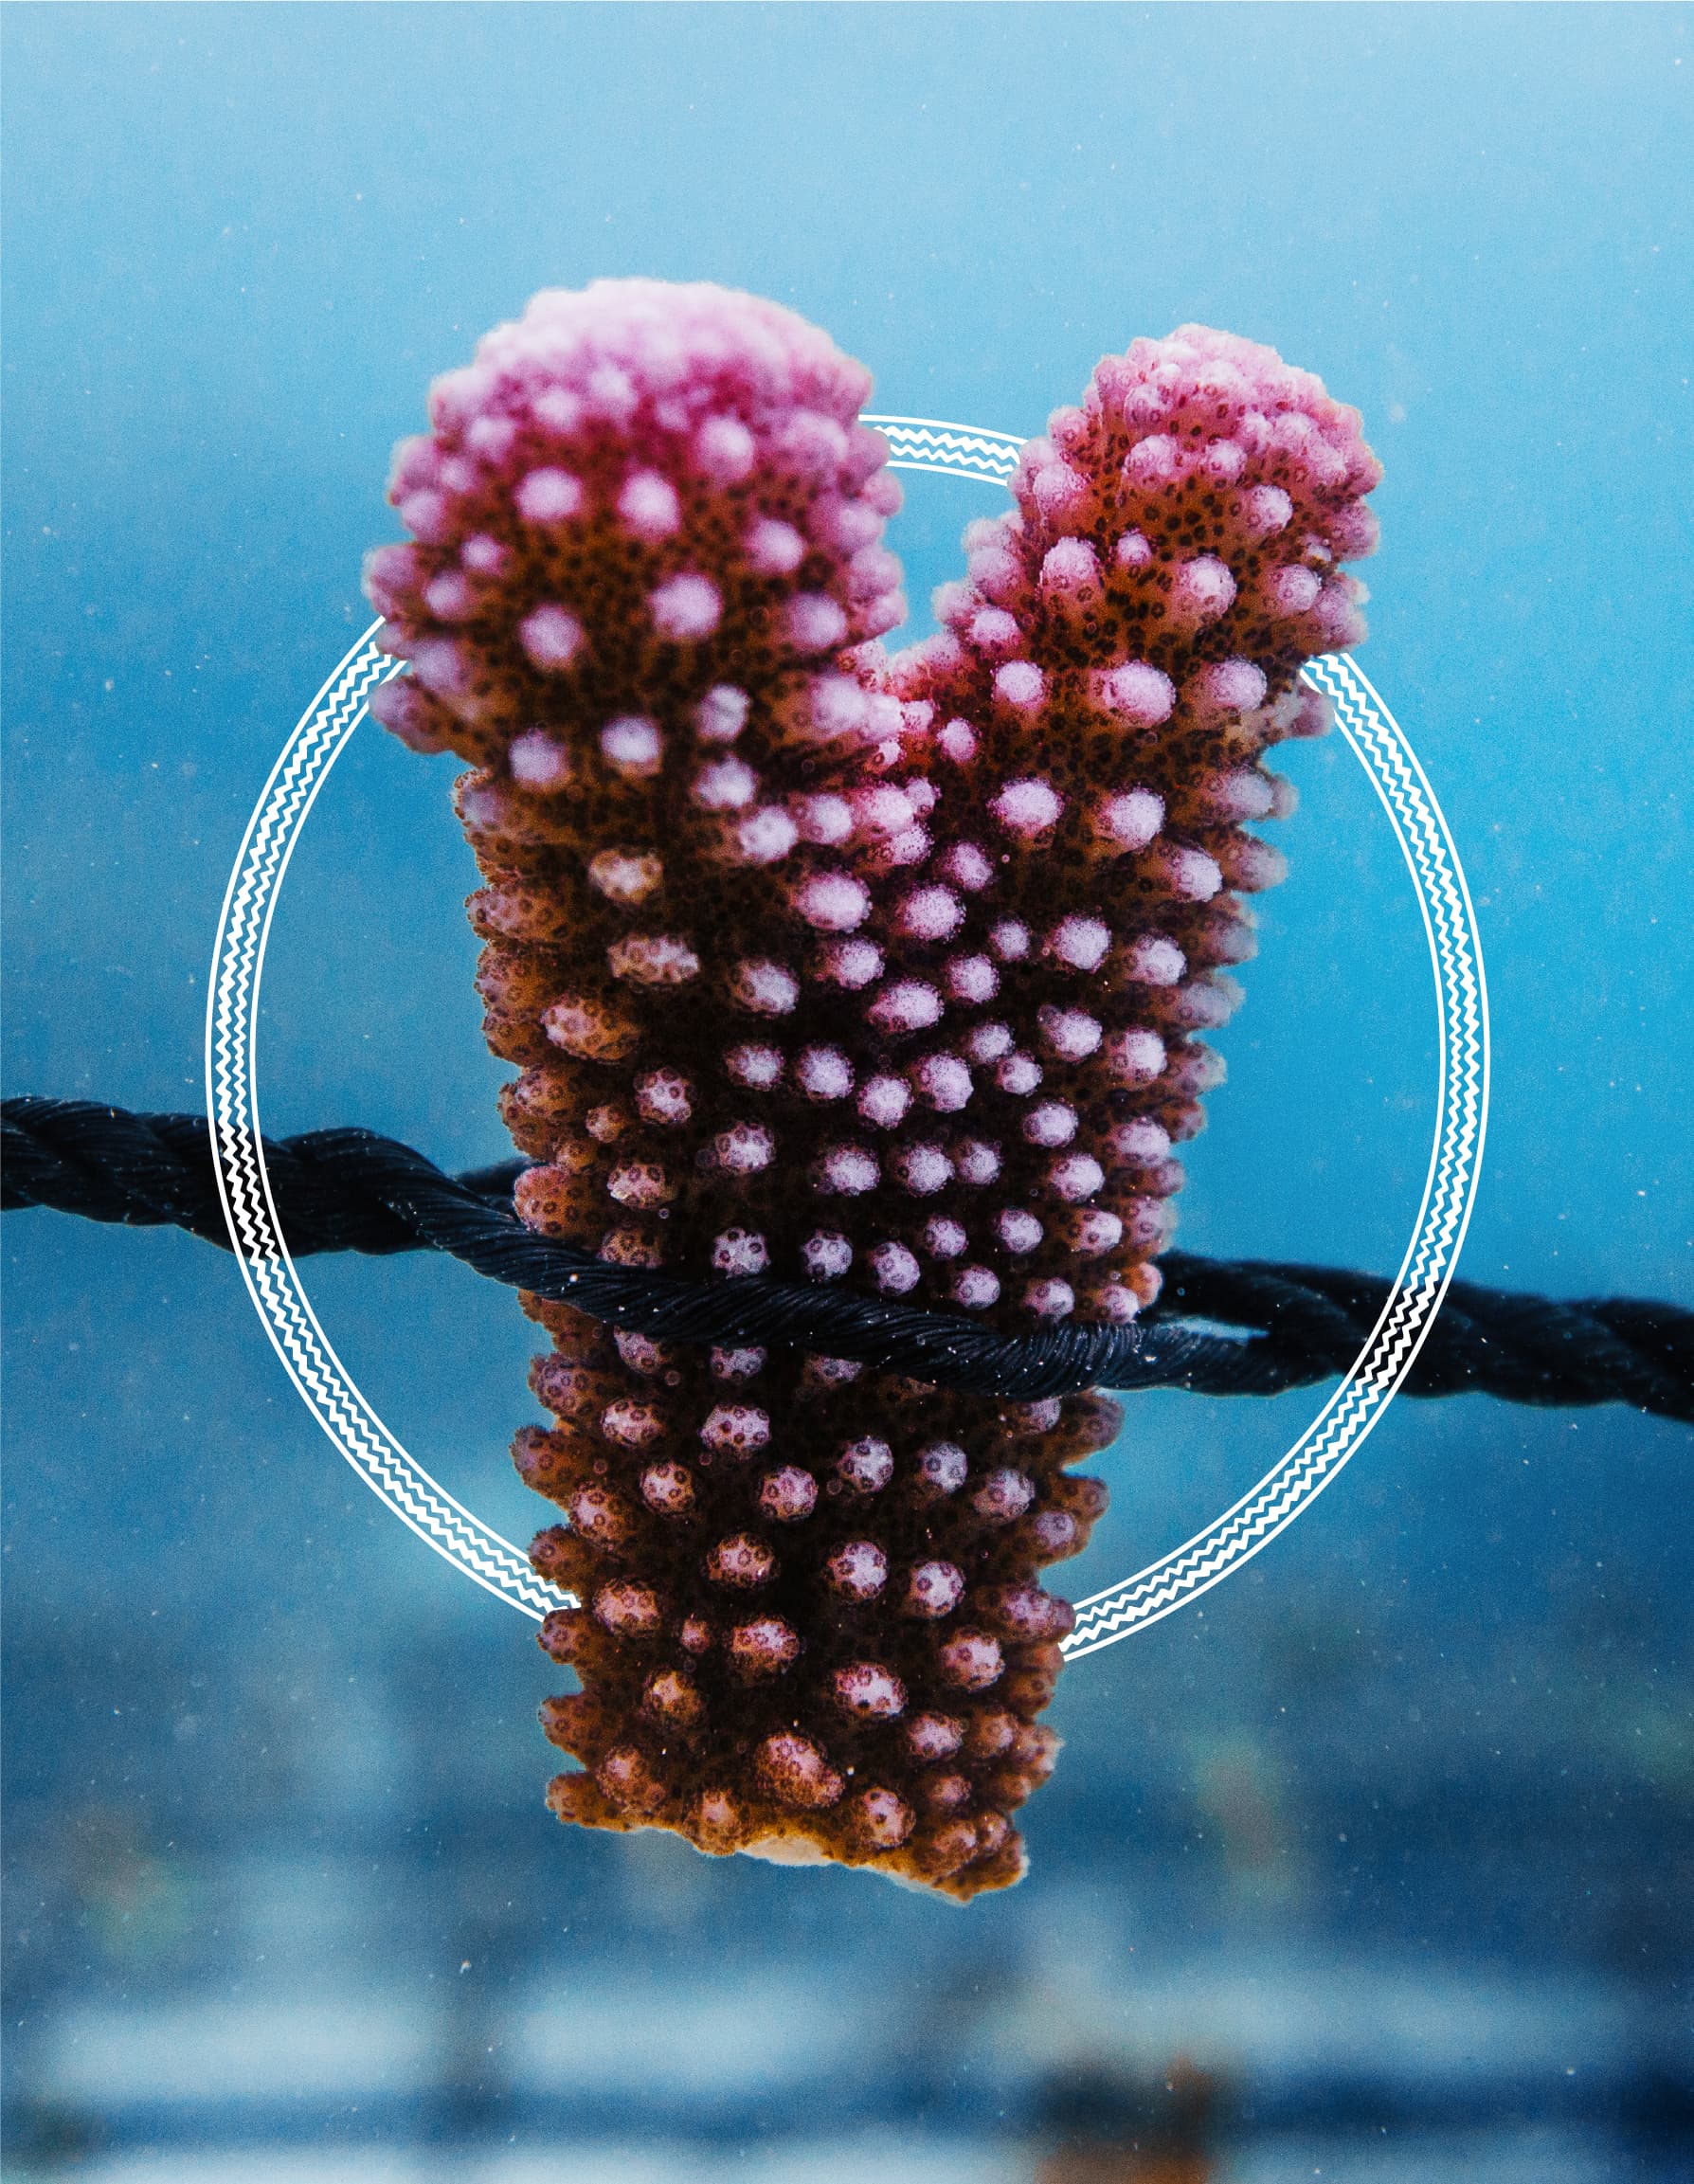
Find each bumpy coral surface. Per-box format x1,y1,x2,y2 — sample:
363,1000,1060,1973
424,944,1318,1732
871,324,1381,1327
367,282,1379,1897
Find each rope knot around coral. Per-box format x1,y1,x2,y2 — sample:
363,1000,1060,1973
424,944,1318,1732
7,1096,1688,1420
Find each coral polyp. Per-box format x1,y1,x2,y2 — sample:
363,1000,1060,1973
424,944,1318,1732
366,280,1379,1896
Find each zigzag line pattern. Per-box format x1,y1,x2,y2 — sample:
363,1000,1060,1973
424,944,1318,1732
1063,653,1488,1658
863,415,1024,485
207,498,1486,1661
206,623,567,1624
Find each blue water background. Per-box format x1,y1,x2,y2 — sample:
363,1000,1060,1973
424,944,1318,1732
3,7,1689,2178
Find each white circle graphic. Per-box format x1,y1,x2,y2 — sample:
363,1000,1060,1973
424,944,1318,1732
205,416,1490,1655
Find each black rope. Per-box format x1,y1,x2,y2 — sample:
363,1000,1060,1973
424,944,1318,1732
4,1096,1689,1418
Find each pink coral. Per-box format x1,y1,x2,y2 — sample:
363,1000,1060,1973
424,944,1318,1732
367,283,1379,1898
866,323,1381,1327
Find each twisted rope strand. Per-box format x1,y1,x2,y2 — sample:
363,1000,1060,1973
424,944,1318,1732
5,1096,1689,1419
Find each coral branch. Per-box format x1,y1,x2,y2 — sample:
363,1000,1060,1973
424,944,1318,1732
871,324,1382,1329
367,282,1379,1896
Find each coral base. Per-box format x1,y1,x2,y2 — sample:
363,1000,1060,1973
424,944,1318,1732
520,1299,1116,1900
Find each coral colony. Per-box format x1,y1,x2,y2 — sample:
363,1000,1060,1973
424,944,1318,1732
365,280,1379,1898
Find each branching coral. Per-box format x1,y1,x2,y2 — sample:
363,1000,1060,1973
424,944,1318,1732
365,280,1379,1897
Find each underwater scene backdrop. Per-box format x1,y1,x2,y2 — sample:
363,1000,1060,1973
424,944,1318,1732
3,5,1689,2178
